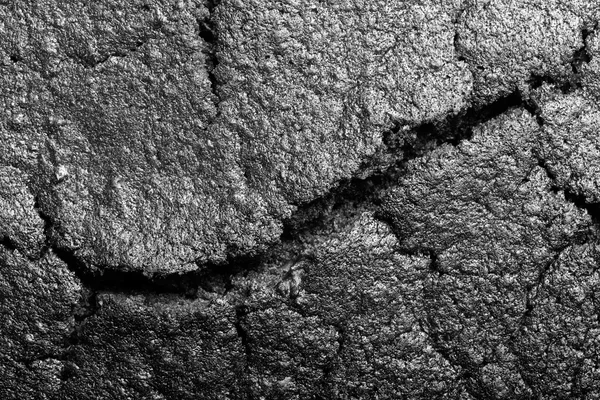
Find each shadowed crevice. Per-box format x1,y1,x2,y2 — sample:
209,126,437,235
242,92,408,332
198,0,221,102
283,89,526,239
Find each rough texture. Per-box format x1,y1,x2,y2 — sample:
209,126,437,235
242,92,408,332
1,0,280,274
382,108,595,398
456,0,588,103
2,0,600,399
0,249,82,399
215,0,472,207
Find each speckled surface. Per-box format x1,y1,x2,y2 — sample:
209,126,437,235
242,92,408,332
2,0,600,399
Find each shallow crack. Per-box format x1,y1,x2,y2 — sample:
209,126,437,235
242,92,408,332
534,154,600,227
422,309,486,400
521,245,571,325
233,304,254,400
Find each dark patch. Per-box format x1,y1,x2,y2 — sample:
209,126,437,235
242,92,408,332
563,190,600,224
428,250,444,276
527,73,574,93
454,31,466,61
9,53,22,63
0,235,18,251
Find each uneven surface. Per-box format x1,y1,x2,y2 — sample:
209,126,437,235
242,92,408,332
2,0,600,399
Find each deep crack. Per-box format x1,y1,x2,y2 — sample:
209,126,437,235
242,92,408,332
199,0,220,101
28,61,598,300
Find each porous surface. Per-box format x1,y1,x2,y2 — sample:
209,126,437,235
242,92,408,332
2,0,600,399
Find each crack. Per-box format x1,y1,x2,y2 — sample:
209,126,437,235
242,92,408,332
451,3,469,63
454,31,466,62
34,197,260,297
527,73,575,94
28,64,595,302
53,244,261,298
198,0,220,102
521,246,570,325
30,82,533,299
562,191,600,225
318,321,346,393
234,304,254,400
523,82,600,227
284,90,526,240
572,23,597,74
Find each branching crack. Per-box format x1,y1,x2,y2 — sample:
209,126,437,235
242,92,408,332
25,33,600,305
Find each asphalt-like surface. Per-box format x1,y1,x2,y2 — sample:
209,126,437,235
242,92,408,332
2,1,600,399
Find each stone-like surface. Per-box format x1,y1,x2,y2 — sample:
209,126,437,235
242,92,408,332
233,213,472,399
61,294,246,400
382,109,596,398
456,0,595,103
215,0,472,207
534,86,600,203
0,166,45,258
0,249,82,399
1,0,281,274
2,0,600,399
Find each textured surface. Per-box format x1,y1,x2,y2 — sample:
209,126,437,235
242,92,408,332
2,0,600,399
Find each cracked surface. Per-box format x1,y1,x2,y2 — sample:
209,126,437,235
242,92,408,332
2,0,600,399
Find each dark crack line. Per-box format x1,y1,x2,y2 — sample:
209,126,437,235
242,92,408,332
34,196,261,298
28,42,598,300
52,242,261,298
525,98,600,227
198,0,220,104
75,38,149,69
521,245,571,326
233,304,255,400
28,81,547,299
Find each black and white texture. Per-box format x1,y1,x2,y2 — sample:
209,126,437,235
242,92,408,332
2,0,600,398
